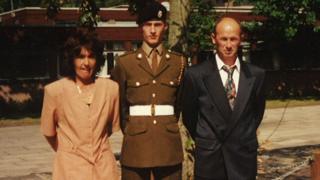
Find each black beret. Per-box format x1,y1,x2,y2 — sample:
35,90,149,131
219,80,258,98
136,1,167,25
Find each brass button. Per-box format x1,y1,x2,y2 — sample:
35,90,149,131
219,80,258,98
137,53,142,59
169,81,174,85
152,93,156,98
152,80,156,84
153,120,157,124
136,82,140,86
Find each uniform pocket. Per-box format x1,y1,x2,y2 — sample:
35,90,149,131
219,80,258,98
160,78,179,87
127,79,149,88
125,123,147,136
166,123,179,133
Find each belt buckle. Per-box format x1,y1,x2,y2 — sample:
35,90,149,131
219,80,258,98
151,105,155,116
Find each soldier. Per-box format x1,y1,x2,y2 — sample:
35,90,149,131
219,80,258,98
111,1,186,180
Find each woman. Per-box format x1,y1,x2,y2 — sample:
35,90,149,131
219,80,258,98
40,29,120,180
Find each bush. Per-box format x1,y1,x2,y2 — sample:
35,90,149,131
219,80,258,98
0,79,48,119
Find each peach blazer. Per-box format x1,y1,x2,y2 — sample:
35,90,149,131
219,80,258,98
41,77,120,180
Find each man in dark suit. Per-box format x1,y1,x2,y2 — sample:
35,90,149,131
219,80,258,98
181,16,266,180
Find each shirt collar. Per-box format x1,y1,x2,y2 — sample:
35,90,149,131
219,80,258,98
142,42,163,57
215,54,240,72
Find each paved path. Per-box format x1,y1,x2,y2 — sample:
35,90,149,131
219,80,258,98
0,128,123,179
258,105,320,150
0,105,319,179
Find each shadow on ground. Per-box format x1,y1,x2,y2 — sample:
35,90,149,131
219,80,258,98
258,144,320,179
1,145,319,180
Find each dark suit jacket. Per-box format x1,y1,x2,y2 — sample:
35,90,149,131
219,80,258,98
181,56,266,180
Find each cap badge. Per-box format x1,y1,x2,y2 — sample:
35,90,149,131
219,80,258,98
158,10,163,18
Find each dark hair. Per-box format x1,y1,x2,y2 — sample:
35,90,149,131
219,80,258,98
213,15,243,34
63,29,105,79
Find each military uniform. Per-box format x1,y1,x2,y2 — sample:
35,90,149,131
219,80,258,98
112,43,185,164
112,43,186,179
112,1,187,179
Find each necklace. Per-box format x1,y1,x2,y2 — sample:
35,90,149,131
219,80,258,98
76,85,82,94
76,83,94,105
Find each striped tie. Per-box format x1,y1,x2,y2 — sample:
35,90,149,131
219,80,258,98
222,65,237,110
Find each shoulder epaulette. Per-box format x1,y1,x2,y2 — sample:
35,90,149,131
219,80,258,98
168,49,183,56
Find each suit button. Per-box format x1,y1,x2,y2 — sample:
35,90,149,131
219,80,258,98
136,82,140,86
169,81,174,85
152,93,156,98
152,80,156,84
153,120,157,124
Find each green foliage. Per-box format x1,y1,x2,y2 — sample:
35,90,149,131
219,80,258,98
0,0,44,11
185,138,195,152
235,0,320,40
241,21,263,33
314,26,320,33
0,0,6,13
79,0,100,27
127,0,145,15
185,0,216,55
46,0,61,19
0,0,126,27
44,0,127,27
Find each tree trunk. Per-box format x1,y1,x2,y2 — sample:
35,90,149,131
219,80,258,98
179,117,195,180
168,0,190,53
168,1,194,179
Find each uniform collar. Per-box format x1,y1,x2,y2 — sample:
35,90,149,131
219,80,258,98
142,42,164,58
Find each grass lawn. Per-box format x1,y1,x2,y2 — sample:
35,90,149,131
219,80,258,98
266,99,320,109
0,99,319,127
0,117,40,127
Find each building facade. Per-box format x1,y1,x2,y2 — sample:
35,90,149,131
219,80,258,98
0,3,261,80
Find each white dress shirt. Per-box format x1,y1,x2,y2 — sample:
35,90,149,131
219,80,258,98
215,54,240,96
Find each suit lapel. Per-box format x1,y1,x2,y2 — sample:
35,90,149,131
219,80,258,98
137,48,154,76
226,62,256,137
203,59,232,123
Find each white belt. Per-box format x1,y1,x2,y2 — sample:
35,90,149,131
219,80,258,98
129,105,174,116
